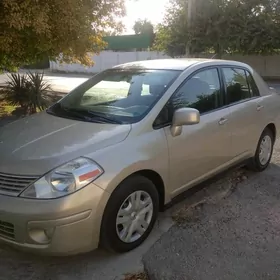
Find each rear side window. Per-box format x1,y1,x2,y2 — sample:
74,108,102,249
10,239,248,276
222,68,251,104
246,71,260,97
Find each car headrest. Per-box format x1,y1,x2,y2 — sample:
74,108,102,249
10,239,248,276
187,78,211,95
150,85,166,96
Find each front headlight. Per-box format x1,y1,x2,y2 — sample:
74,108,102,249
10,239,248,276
20,157,103,199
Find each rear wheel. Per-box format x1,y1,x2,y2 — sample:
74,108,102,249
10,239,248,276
247,128,274,172
100,175,159,252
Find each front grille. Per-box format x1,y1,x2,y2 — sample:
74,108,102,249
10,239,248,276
0,173,38,196
0,220,15,240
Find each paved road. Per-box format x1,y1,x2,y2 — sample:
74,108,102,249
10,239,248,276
143,140,280,280
268,82,280,93
0,71,90,93
0,211,174,280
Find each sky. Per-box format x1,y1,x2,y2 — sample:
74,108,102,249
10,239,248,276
122,0,170,34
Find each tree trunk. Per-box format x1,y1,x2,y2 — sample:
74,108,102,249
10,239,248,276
21,104,28,115
215,43,223,59
30,106,36,114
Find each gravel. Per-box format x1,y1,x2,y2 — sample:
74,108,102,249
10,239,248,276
143,140,280,280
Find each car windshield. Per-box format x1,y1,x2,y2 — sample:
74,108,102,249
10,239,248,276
47,69,181,124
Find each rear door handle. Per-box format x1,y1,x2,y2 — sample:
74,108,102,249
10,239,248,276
257,105,264,111
219,118,228,125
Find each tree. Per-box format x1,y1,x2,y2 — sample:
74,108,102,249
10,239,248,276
154,0,280,58
153,0,188,57
235,0,280,54
189,0,280,57
0,0,125,71
133,19,154,36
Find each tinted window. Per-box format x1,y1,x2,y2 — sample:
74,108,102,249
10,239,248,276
222,68,251,104
246,71,260,97
47,69,180,124
153,68,222,128
171,68,222,114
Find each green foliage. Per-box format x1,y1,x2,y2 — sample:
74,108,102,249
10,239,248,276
154,0,280,57
189,0,280,56
0,0,126,71
26,72,52,113
5,72,50,115
152,0,188,57
132,19,155,50
235,0,280,54
133,19,154,36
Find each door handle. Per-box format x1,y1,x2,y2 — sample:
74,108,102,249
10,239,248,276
257,105,264,111
219,118,228,125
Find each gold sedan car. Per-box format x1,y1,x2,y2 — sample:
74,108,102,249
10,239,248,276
0,59,280,256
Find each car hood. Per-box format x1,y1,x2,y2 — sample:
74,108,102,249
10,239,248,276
0,112,131,175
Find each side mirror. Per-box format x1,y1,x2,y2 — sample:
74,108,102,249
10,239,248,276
170,108,200,137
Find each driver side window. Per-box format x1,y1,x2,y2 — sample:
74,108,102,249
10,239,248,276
172,68,222,114
154,68,222,128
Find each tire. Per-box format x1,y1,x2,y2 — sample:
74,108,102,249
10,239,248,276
100,175,159,253
247,128,274,172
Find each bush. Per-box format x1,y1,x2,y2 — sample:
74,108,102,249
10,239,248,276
5,72,51,115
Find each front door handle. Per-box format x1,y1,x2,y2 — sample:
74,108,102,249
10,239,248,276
219,118,228,125
257,104,264,111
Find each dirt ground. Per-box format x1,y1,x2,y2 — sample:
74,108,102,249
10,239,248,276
143,139,280,280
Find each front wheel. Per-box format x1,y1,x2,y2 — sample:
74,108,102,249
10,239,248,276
247,128,274,172
100,175,159,252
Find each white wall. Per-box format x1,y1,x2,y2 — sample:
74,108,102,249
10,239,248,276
50,52,280,79
50,51,170,74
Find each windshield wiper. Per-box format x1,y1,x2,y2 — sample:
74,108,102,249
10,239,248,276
86,110,123,124
60,106,122,124
48,104,123,124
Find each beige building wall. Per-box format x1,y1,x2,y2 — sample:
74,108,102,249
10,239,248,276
199,54,280,79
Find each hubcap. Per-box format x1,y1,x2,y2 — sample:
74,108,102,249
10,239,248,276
116,191,153,243
259,135,272,166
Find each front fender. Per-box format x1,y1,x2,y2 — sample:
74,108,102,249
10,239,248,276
90,129,170,202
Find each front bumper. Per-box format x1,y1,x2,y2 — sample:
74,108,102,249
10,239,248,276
0,183,110,256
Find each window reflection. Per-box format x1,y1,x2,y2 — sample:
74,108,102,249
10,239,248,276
172,68,221,114
222,68,251,104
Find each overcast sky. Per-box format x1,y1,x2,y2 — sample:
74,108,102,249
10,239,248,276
122,0,170,34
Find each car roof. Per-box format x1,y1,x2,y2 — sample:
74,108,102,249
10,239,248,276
113,58,251,71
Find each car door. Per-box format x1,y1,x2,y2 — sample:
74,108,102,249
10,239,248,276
160,67,232,196
221,67,264,158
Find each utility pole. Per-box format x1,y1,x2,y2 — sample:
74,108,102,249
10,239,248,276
185,0,193,57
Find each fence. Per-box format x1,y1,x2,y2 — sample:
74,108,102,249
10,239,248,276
50,51,280,79
50,51,169,74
